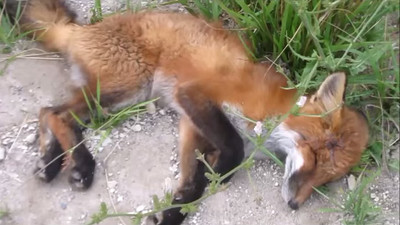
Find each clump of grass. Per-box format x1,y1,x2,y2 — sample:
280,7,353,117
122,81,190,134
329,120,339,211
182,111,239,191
90,0,103,23
0,208,8,219
316,171,381,225
0,0,24,53
70,79,156,131
178,0,399,174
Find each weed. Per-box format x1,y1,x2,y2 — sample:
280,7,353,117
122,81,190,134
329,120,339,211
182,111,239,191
70,82,157,131
316,171,381,225
178,0,399,176
0,208,8,219
1,0,21,51
90,0,103,23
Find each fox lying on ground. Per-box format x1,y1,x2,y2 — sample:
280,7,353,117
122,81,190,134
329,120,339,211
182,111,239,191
6,0,369,224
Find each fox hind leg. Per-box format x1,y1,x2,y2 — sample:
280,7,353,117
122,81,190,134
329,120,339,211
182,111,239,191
36,92,95,189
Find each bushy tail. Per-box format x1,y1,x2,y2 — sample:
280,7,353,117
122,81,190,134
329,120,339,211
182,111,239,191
4,0,77,51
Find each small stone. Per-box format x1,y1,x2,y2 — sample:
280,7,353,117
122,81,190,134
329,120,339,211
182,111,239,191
274,182,279,187
347,174,357,190
159,109,166,116
370,193,377,199
0,147,5,161
24,133,37,145
60,202,67,210
136,205,145,212
108,180,118,189
131,124,142,132
27,125,35,131
80,213,87,220
146,102,156,114
117,195,123,202
101,137,112,147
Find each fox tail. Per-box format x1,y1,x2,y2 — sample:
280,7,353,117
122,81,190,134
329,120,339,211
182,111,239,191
3,0,77,51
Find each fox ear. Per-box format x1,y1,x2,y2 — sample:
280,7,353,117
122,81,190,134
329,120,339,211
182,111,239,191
314,72,346,113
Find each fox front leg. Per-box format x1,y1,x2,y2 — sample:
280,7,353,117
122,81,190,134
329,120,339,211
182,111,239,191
147,86,244,225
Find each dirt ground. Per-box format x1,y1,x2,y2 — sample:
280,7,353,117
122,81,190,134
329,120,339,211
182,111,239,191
0,1,399,225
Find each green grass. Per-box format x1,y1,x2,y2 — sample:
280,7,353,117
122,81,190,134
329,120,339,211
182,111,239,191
70,79,157,131
177,0,399,176
0,208,8,219
0,0,33,52
316,171,381,225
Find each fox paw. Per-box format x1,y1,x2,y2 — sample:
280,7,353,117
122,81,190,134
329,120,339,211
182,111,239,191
35,156,62,182
68,158,95,189
144,214,160,225
34,138,63,182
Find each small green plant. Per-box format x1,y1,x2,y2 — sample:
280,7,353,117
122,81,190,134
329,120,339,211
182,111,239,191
87,146,261,225
316,171,381,225
70,79,157,131
0,208,8,219
1,0,24,52
90,0,103,23
177,0,399,177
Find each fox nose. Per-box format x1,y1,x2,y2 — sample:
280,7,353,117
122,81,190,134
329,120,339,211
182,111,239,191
288,199,299,210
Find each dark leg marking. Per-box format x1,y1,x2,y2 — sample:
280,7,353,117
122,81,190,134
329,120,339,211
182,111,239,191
35,136,63,182
177,87,244,181
154,87,244,225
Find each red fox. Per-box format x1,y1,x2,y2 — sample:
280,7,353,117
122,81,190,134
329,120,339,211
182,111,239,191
6,0,369,224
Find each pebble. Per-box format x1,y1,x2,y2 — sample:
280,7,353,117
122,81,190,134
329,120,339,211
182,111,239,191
80,213,87,220
136,205,145,212
24,133,37,145
0,147,5,161
101,137,112,147
131,124,142,132
146,102,156,114
347,174,357,190
159,109,166,116
60,202,67,210
108,180,118,189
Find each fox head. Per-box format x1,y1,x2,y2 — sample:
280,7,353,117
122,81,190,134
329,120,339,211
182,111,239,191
265,72,369,209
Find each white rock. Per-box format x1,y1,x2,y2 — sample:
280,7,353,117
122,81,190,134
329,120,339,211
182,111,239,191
136,205,145,212
146,102,156,114
159,109,166,116
131,124,142,132
101,137,112,147
107,180,118,189
117,195,124,202
0,147,5,161
24,133,37,145
347,174,357,190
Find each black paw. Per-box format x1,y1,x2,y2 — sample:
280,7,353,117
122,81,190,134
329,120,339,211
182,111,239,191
144,214,160,225
68,145,95,189
288,199,299,210
34,138,63,182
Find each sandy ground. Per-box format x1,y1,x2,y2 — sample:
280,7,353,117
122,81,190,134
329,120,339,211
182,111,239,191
0,1,399,225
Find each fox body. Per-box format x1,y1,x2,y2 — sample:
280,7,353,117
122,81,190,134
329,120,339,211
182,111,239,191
8,0,369,224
